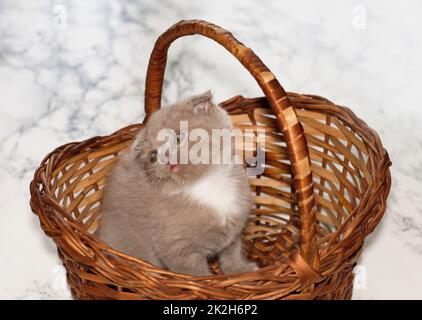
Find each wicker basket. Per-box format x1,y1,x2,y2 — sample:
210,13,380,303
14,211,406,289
29,20,391,300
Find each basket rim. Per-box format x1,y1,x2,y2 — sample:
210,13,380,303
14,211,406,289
29,93,391,297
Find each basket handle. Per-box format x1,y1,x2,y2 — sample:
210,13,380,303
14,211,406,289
143,20,319,268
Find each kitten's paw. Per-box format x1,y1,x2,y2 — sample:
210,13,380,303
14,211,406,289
221,261,259,274
188,269,213,277
241,261,259,273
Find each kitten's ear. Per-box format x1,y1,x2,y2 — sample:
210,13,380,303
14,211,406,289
188,91,215,115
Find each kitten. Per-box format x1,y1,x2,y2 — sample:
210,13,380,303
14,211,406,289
96,91,257,276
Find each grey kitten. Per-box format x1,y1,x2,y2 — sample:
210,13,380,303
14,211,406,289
96,91,257,276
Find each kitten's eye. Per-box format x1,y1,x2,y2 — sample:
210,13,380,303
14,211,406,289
149,150,158,163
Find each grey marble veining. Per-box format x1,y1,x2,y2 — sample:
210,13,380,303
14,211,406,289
1,0,421,299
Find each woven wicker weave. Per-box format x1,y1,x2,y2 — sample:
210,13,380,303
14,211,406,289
29,20,391,300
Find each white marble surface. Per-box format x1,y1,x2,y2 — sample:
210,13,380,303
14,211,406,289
1,0,421,299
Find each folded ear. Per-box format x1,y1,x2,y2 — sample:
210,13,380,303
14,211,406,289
188,91,215,115
190,90,213,106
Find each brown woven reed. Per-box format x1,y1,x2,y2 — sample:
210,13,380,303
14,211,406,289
29,20,391,300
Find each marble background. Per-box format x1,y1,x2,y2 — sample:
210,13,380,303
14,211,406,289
1,0,421,299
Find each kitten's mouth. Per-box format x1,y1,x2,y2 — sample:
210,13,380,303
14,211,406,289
168,163,181,174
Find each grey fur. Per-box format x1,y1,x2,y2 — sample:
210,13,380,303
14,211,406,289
96,92,257,276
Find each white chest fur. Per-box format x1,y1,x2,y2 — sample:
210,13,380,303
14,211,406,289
183,166,239,224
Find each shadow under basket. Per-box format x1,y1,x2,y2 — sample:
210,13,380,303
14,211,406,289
29,20,391,300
